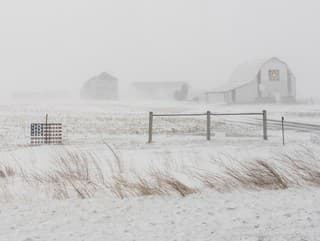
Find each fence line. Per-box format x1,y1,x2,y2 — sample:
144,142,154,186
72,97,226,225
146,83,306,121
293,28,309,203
211,112,263,116
148,110,268,143
153,113,207,117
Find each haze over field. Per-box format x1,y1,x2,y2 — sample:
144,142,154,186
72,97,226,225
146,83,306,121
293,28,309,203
2,1,320,241
0,0,319,99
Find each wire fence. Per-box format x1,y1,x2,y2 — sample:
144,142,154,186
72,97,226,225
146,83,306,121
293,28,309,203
148,110,268,143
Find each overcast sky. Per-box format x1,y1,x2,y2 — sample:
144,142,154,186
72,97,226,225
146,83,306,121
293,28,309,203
0,0,319,98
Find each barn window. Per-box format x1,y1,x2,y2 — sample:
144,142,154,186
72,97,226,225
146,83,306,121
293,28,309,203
269,69,280,81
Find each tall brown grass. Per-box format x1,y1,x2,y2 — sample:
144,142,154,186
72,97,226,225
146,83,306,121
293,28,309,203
2,146,320,201
0,165,15,178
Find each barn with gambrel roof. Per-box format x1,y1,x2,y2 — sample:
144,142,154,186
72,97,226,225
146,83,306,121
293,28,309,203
206,57,296,104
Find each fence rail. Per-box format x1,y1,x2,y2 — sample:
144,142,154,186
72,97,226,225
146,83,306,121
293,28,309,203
148,110,268,143
153,113,207,117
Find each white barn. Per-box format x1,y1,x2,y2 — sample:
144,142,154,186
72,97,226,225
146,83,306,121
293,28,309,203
80,72,119,100
206,57,296,104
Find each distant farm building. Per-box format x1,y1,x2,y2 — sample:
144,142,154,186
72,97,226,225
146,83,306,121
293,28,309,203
132,81,189,101
206,57,296,104
80,72,119,100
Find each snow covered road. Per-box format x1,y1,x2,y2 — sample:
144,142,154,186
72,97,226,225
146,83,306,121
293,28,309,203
1,188,319,241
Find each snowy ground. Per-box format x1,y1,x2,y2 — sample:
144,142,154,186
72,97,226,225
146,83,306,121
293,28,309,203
1,188,320,241
1,100,320,240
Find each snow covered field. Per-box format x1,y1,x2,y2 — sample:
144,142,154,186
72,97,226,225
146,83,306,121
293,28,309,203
1,100,320,240
2,188,320,241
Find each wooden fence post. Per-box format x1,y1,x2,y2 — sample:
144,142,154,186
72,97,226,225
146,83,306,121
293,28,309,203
206,111,211,141
148,112,153,143
262,110,268,140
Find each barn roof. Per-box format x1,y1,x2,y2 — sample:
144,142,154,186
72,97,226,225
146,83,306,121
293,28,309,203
211,57,286,92
90,72,118,81
83,72,118,86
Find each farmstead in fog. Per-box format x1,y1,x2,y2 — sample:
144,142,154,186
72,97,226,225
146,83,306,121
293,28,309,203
80,72,119,100
205,57,296,104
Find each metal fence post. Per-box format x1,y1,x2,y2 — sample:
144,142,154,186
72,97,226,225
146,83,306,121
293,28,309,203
282,116,285,146
148,112,153,143
206,111,211,141
262,110,268,140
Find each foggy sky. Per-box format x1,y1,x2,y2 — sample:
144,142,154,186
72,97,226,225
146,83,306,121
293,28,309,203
0,0,319,98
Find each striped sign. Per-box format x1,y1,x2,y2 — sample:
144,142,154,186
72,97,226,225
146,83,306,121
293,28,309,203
31,123,62,145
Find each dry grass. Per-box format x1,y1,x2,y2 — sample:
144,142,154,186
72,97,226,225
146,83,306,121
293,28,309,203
109,175,165,198
108,172,198,199
196,149,320,192
223,160,289,190
28,151,100,199
2,146,320,201
0,165,15,178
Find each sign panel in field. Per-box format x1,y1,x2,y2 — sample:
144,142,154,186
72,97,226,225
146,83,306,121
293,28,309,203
31,123,62,145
